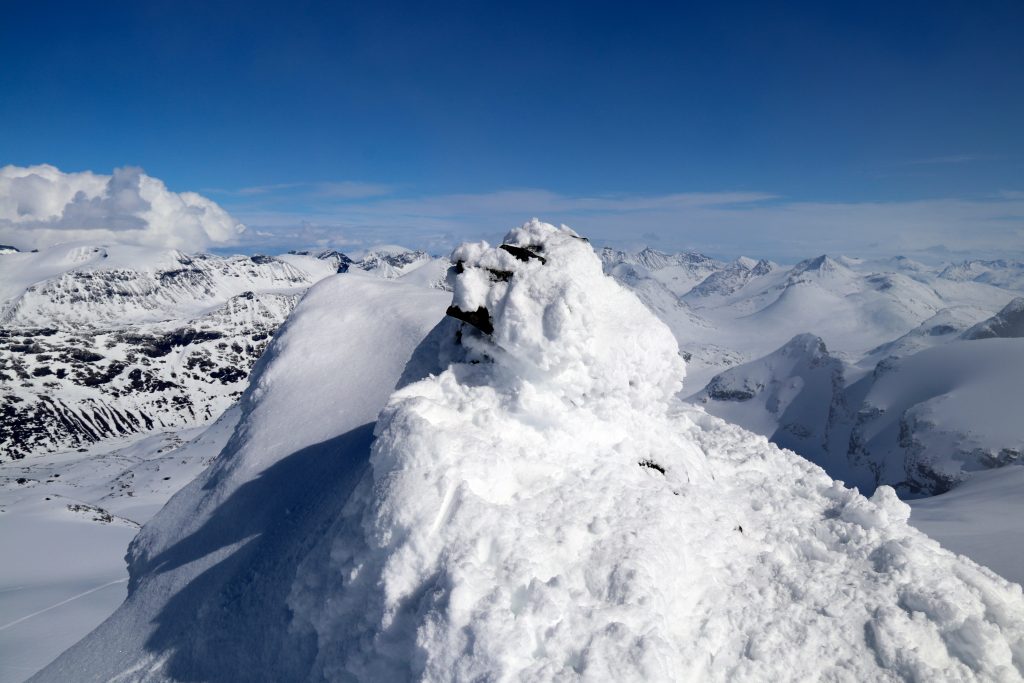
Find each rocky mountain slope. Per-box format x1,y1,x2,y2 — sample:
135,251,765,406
0,244,444,461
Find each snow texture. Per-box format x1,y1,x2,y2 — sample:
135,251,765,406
909,464,1024,587
0,413,237,682
33,221,1024,682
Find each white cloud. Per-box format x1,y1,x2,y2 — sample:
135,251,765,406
228,187,1024,262
0,164,245,250
230,180,393,199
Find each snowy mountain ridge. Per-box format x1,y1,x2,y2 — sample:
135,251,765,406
34,222,1024,682
598,247,1023,501
0,243,443,461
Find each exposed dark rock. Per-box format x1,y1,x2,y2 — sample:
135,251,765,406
446,305,494,335
638,459,666,474
499,244,546,264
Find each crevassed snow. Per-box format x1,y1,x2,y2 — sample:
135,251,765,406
34,221,1024,682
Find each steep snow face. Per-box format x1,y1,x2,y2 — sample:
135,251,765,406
909,464,1024,586
34,223,1024,682
685,257,775,299
356,248,432,279
600,246,725,297
963,297,1024,340
696,332,1024,497
690,334,848,475
32,273,451,683
848,339,1024,494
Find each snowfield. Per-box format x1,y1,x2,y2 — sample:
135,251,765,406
32,222,1024,682
0,411,237,682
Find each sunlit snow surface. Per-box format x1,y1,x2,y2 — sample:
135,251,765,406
33,222,1024,682
0,413,236,683
909,465,1024,586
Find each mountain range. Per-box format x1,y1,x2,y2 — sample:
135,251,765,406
27,222,1024,682
2,233,1024,680
0,244,445,460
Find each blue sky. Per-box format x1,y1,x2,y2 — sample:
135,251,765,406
1,1,1022,259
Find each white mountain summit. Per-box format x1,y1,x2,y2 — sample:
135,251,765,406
35,221,1024,682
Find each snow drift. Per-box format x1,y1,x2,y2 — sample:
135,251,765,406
36,221,1024,681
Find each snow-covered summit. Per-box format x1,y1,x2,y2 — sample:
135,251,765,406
445,221,692,410
940,259,1024,290
35,221,1024,682
685,256,775,298
963,296,1024,340
356,247,432,279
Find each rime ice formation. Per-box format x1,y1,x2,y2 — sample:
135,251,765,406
35,222,1024,682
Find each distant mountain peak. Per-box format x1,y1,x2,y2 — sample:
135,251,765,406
793,254,840,274
962,296,1024,340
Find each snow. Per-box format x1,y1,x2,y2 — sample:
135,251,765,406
32,272,449,682
963,297,1024,340
600,245,1020,395
33,221,1024,682
910,465,1024,586
0,411,237,683
850,338,1024,491
689,333,848,475
1,246,317,327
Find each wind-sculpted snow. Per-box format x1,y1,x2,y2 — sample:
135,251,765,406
34,222,1024,682
288,222,711,679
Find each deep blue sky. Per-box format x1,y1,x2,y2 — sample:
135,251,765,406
2,1,1022,258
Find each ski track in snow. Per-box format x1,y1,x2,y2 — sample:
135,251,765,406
0,579,127,632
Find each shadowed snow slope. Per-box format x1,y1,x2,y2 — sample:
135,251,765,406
36,222,1024,682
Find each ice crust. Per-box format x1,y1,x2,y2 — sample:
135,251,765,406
35,221,1024,681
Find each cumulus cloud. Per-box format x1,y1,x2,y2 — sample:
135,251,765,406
0,164,245,250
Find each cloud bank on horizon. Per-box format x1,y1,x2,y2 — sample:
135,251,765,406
0,164,245,251
2,163,1022,262
222,184,1024,263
